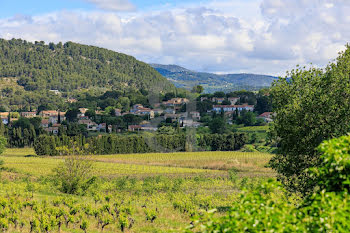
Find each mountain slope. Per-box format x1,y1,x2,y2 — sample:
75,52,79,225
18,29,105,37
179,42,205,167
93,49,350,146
150,64,277,93
0,38,174,93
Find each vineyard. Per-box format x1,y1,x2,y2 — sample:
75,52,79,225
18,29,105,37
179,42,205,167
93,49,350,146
0,149,272,232
1,137,350,232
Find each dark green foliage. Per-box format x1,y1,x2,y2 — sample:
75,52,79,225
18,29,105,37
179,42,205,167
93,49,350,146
269,45,350,194
4,118,40,148
254,95,272,114
34,135,58,156
34,133,247,156
208,117,227,134
0,38,175,110
235,110,258,126
65,109,80,122
0,135,6,154
197,133,247,151
309,135,350,193
191,85,204,94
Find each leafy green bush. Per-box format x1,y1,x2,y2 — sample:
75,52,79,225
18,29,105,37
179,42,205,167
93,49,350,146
53,156,95,195
241,144,257,152
310,134,350,193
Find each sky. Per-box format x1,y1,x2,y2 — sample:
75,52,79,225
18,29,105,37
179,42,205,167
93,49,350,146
0,0,349,76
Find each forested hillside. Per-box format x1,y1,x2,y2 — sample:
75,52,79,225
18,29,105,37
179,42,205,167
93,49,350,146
0,38,175,110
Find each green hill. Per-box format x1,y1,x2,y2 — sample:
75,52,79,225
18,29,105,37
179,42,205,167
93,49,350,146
0,38,175,110
150,64,277,93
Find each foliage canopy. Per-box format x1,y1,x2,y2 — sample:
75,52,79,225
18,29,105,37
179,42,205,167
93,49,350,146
269,45,350,194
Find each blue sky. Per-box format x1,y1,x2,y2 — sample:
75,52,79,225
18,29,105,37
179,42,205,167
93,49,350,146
0,0,207,17
0,0,348,75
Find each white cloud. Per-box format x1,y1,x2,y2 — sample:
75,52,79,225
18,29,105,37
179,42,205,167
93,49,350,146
84,0,135,11
0,0,349,76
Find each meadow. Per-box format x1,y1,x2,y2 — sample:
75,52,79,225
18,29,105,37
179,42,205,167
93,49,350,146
0,148,274,232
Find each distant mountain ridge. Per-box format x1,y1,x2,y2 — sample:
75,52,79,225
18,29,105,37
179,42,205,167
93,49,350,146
150,64,278,93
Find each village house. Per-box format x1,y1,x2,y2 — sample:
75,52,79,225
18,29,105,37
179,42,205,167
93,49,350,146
128,125,142,132
0,112,9,118
164,108,176,114
66,98,78,104
164,112,187,122
200,97,208,102
130,104,144,113
78,108,89,117
20,112,37,118
181,119,201,128
41,119,49,128
78,115,89,120
212,104,255,113
45,127,59,135
258,112,274,122
135,108,155,119
162,98,189,108
228,97,240,105
212,97,225,104
78,119,98,131
1,118,8,125
97,123,112,133
153,109,164,115
190,111,201,121
141,126,158,131
138,121,158,131
39,110,59,118
115,109,122,116
49,90,61,95
48,112,66,124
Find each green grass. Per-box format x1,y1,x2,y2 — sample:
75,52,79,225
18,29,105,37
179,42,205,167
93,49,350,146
236,125,269,132
2,156,226,178
2,147,36,157
2,149,273,178
88,151,273,176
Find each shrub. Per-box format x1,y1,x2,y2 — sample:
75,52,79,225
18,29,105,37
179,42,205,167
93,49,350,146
309,134,350,193
53,156,95,195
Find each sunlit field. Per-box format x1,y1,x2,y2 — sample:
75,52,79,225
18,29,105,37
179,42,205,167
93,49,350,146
2,149,273,178
0,148,274,232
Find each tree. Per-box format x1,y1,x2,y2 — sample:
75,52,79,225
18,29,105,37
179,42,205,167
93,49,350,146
236,110,257,126
66,123,87,136
0,136,6,154
191,85,204,94
53,156,95,194
221,100,231,105
65,109,80,122
157,126,176,135
117,97,131,112
0,106,6,112
213,91,226,98
269,45,350,194
255,95,272,114
209,117,227,134
85,109,96,120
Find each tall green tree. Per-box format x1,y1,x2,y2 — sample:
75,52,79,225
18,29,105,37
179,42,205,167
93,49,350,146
269,45,350,194
191,85,204,94
0,136,6,154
